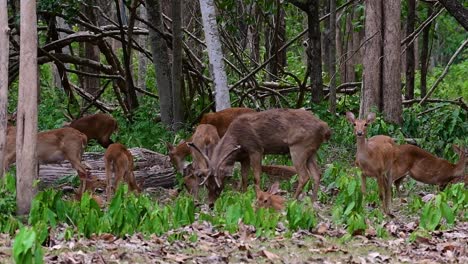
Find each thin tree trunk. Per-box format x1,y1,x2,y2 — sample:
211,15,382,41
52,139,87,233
420,5,432,98
82,4,100,97
17,0,38,215
329,0,337,114
146,0,173,125
437,0,468,31
345,11,355,82
0,0,9,178
382,0,402,124
172,0,184,130
307,1,323,104
322,0,330,76
137,5,148,93
199,0,231,111
360,0,382,117
405,0,416,100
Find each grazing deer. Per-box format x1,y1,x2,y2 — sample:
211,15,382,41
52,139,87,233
167,107,255,173
65,113,118,148
182,163,201,198
189,108,331,205
346,112,395,215
4,127,90,195
104,143,141,200
255,182,285,211
392,144,467,190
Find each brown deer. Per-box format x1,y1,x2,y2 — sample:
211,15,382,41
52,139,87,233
346,112,395,215
104,143,141,200
189,108,331,205
167,107,255,173
65,113,118,148
391,144,466,190
4,127,90,195
255,182,285,211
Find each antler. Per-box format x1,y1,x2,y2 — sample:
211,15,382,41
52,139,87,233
187,142,210,164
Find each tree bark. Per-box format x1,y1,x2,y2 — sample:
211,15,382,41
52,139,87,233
137,5,148,93
420,5,432,98
82,4,100,96
360,0,382,117
171,0,184,130
437,0,468,31
17,0,38,215
199,0,231,111
405,0,416,100
382,0,402,124
307,0,324,104
329,0,337,114
0,0,9,178
146,0,173,125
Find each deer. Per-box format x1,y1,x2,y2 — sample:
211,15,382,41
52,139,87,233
255,182,285,211
4,126,90,195
346,112,396,215
104,143,141,200
64,113,118,148
391,144,467,190
166,107,255,173
189,108,331,205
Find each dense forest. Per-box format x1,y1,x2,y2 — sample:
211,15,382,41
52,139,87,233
0,0,467,263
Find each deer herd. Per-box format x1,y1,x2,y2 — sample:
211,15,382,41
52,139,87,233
3,107,466,216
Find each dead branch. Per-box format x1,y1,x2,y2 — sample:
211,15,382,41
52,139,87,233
404,97,468,112
419,39,468,106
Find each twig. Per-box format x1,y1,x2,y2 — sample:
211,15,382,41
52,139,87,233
418,39,468,106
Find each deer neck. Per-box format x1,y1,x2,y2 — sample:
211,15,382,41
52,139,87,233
355,135,373,163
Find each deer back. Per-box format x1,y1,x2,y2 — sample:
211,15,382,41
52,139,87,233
69,113,117,142
36,127,87,163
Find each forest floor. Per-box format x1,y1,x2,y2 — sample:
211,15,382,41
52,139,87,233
0,188,466,264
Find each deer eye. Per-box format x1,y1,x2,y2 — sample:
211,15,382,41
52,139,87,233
364,123,368,127
353,123,356,126
263,199,268,204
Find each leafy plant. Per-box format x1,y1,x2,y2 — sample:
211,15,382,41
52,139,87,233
286,198,317,231
12,227,44,264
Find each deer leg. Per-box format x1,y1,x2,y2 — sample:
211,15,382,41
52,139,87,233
290,146,310,199
361,173,367,194
239,158,250,192
393,176,405,197
105,158,113,200
249,152,263,187
376,173,390,215
66,153,88,197
127,171,141,193
113,164,124,194
306,153,322,202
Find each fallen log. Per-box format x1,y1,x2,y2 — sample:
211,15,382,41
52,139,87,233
38,147,176,190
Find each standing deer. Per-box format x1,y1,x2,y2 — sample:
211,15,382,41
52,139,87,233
65,113,118,148
189,108,331,205
391,144,466,190
4,127,90,195
346,112,395,215
167,107,255,173
104,143,141,200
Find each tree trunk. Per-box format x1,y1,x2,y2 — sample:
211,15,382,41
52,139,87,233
307,1,323,104
82,4,100,97
360,0,382,117
0,0,9,178
437,0,468,31
137,5,148,93
146,0,173,125
420,5,432,98
405,0,416,100
345,11,355,83
172,0,184,130
17,0,38,215
199,0,231,111
321,0,330,76
329,0,337,114
382,0,402,124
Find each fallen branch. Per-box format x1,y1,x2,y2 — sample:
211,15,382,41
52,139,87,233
404,97,467,112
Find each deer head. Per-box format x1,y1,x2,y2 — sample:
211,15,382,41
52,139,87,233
255,182,285,211
346,112,376,137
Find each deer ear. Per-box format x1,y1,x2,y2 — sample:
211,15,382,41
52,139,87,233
269,182,280,194
255,185,262,195
366,112,376,123
346,112,355,123
166,142,174,151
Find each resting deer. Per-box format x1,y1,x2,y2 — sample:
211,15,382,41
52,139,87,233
4,127,90,195
255,182,285,211
65,113,118,148
104,143,141,199
167,107,255,173
392,144,466,190
346,112,395,215
189,108,331,205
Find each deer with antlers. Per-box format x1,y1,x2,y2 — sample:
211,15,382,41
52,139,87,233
189,108,331,205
